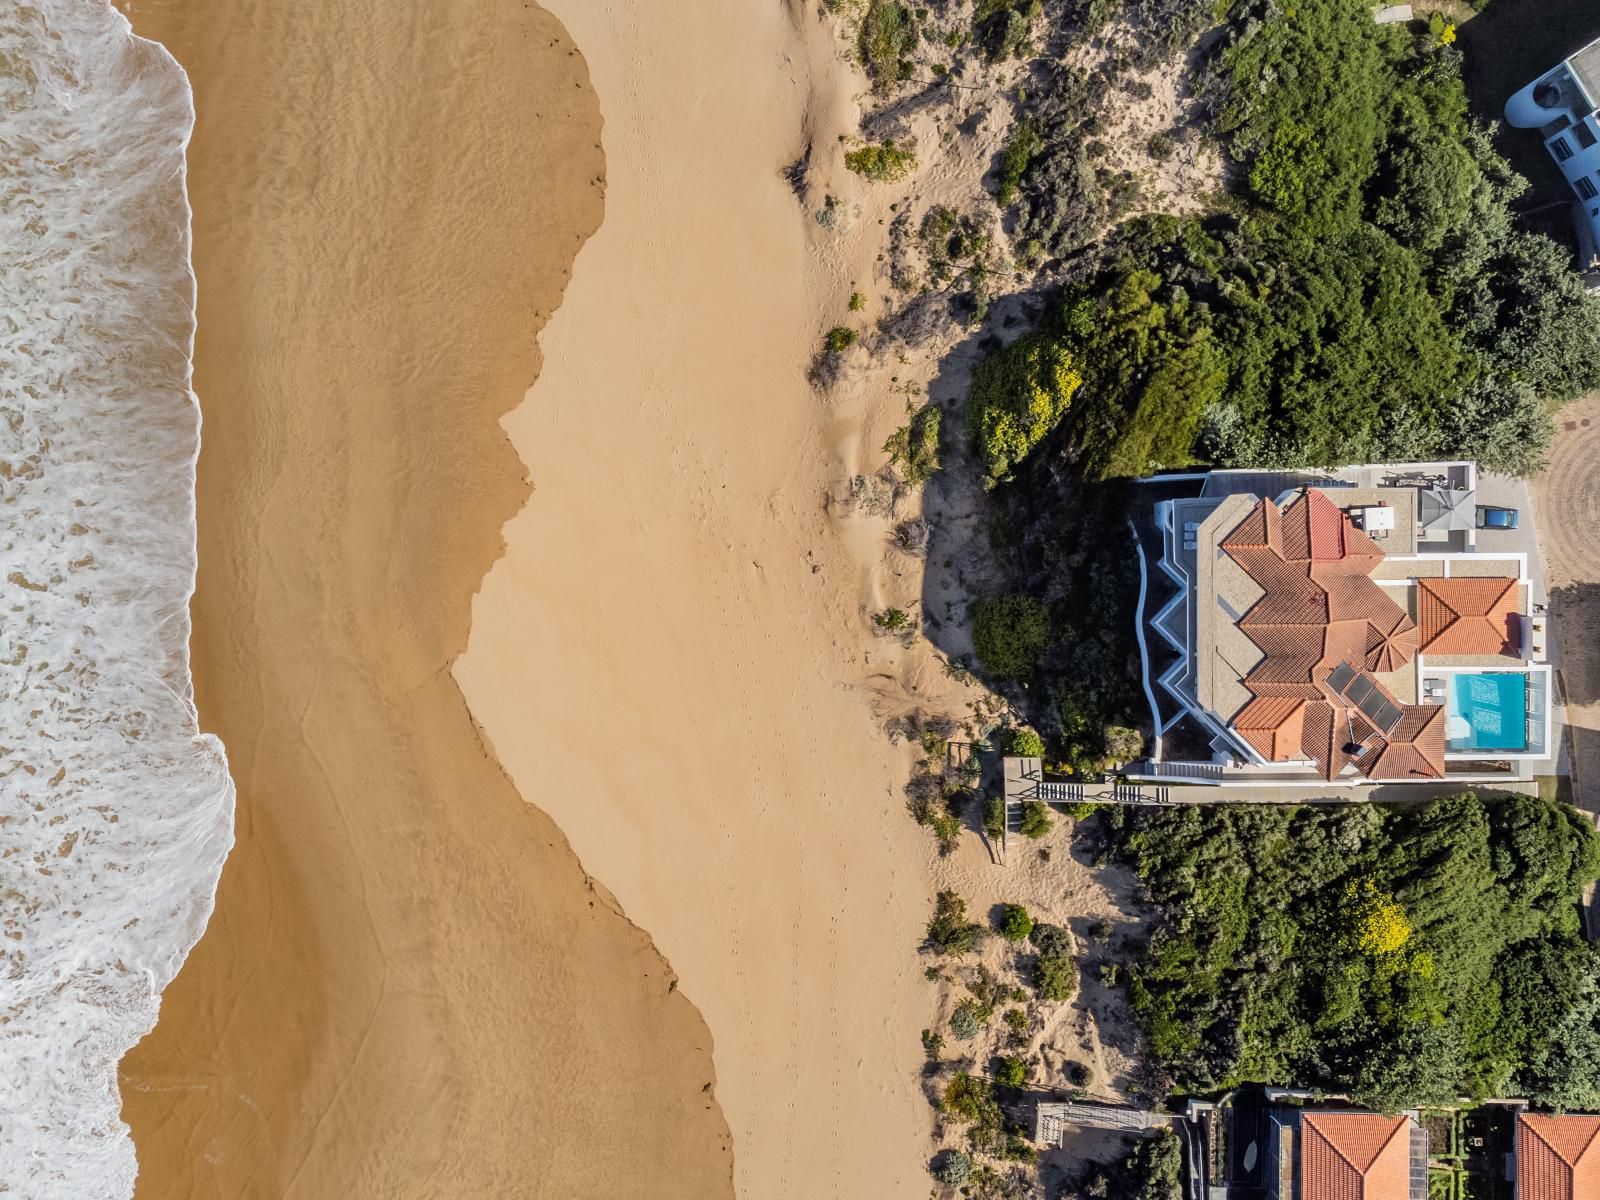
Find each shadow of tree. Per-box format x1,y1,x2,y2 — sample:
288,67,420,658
1551,581,1600,706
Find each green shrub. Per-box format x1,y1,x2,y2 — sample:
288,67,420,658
1066,801,1104,820
931,1148,974,1185
950,999,982,1040
983,793,1005,839
1030,923,1071,955
1103,725,1145,764
883,402,942,483
859,1,914,95
930,807,962,856
970,593,1049,679
965,331,1081,484
824,326,857,354
927,889,987,956
873,606,912,631
1078,1127,1182,1198
1004,1006,1028,1033
922,1027,945,1060
997,120,1041,206
996,1055,1027,1088
1058,269,1224,480
1035,949,1078,1002
974,0,1041,60
1000,903,1034,941
941,1072,1002,1126
998,725,1045,757
1019,800,1053,839
1146,131,1176,161
1030,922,1077,1001
848,290,866,311
845,140,917,182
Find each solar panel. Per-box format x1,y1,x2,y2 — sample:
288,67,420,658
1346,673,1375,708
1361,696,1402,733
1331,665,1404,733
1326,662,1356,695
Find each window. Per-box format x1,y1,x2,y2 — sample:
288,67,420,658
1576,176,1598,201
1577,120,1598,149
1553,135,1575,161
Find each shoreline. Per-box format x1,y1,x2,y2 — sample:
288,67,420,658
117,1,733,1195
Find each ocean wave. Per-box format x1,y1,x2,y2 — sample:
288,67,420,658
0,1,235,1196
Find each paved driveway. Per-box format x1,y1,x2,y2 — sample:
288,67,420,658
1531,391,1600,818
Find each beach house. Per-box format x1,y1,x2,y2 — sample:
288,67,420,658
1515,1112,1600,1200
1263,1109,1428,1200
1137,463,1554,790
1504,35,1600,275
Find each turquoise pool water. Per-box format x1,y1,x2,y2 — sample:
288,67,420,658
1445,673,1527,752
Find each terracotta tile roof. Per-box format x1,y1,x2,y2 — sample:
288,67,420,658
1301,1112,1412,1200
1234,696,1308,760
1301,702,1350,780
1220,491,1441,781
1415,577,1520,657
1358,705,1445,779
1518,1114,1600,1200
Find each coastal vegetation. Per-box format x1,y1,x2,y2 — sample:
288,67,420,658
823,0,1600,1191
844,139,917,182
1017,800,1052,839
1107,793,1600,1110
979,0,1600,485
1077,1128,1184,1200
1029,922,1077,1002
927,889,989,957
970,593,1049,679
883,402,942,483
998,903,1033,941
863,0,1600,783
859,0,915,94
964,332,1081,485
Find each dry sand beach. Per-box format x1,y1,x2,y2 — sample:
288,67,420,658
455,1,943,1194
118,1,732,1196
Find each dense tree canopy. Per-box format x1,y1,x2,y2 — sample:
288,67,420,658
971,0,1600,481
1108,794,1600,1111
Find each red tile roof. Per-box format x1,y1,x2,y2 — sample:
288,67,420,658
1518,1114,1600,1200
1301,1112,1412,1200
1222,491,1443,781
1234,696,1307,760
1416,577,1520,657
1357,705,1445,780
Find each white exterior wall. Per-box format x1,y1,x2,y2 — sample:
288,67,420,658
1505,45,1600,265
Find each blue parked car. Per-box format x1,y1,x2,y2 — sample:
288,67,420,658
1476,505,1519,530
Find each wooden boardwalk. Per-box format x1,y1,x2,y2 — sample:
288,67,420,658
1034,1100,1169,1143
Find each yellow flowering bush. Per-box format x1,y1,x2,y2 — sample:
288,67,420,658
1346,879,1412,957
966,332,1082,484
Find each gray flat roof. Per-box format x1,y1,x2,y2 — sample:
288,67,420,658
1571,39,1600,109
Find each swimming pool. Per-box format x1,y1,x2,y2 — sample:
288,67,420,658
1444,672,1528,752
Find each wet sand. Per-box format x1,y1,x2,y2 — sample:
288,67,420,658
456,0,938,1193
117,1,733,1196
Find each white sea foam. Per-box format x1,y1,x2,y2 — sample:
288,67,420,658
0,1,235,1195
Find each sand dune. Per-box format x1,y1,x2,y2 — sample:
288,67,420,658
118,1,732,1196
456,1,939,1193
